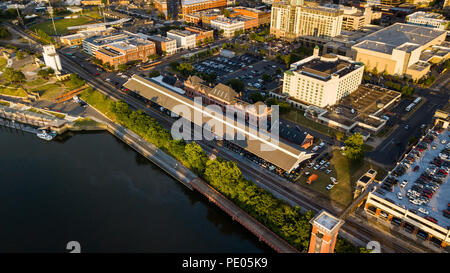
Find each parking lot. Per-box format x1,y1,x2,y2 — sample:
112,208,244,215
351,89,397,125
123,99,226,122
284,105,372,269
377,127,450,228
192,53,284,92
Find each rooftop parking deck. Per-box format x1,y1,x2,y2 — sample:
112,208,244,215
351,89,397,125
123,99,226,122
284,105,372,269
375,128,450,229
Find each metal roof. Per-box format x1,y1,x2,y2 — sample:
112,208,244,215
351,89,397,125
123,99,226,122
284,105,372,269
123,75,313,172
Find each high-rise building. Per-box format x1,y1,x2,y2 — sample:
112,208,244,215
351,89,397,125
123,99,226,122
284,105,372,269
42,45,62,73
308,211,344,253
270,0,343,40
282,46,364,107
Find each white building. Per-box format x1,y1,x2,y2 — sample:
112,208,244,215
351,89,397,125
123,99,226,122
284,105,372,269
406,12,448,30
270,0,343,40
282,47,364,107
42,45,62,73
166,30,196,50
210,16,245,37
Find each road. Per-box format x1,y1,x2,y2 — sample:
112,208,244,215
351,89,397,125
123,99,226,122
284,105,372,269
9,23,436,252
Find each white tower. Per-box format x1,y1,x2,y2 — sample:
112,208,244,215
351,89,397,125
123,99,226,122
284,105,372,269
42,45,62,73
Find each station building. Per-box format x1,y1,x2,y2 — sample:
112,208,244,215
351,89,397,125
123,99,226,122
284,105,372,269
123,75,314,173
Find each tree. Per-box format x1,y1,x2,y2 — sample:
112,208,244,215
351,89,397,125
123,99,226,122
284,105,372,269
0,27,10,39
37,67,55,79
16,51,24,60
343,133,365,160
148,70,160,78
148,53,160,61
250,92,265,102
261,74,271,82
118,64,129,72
184,142,208,175
2,68,25,83
226,78,245,93
223,9,231,17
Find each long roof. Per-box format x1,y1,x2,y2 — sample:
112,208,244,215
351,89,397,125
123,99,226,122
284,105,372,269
123,75,313,172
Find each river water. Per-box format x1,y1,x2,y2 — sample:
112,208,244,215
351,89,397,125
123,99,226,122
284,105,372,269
0,127,270,253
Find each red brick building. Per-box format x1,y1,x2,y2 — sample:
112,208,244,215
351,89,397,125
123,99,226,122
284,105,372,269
95,38,156,67
181,0,227,17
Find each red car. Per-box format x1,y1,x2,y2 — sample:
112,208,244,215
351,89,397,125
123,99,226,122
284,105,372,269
93,72,100,76
439,169,448,175
424,216,438,224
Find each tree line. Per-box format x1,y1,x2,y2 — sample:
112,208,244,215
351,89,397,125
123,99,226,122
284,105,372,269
79,89,366,253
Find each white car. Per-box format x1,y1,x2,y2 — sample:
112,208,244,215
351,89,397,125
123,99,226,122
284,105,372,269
326,184,334,190
330,177,337,184
442,139,447,144
397,192,403,200
314,165,320,170
418,208,429,215
325,169,332,174
400,180,408,188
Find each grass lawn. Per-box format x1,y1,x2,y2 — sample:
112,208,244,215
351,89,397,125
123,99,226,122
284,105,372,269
282,108,343,139
32,17,94,35
0,57,7,72
31,83,63,100
74,117,100,126
24,78,48,88
0,85,28,97
63,80,85,91
297,149,386,206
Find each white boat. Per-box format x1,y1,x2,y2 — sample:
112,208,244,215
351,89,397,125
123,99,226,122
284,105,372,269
37,130,55,141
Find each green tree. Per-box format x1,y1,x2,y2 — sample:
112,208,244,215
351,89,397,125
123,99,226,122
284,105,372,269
226,78,245,93
16,51,24,60
37,67,55,79
261,74,271,82
223,9,231,17
148,70,161,78
184,142,208,174
118,64,129,72
343,133,365,160
2,68,25,83
250,92,265,102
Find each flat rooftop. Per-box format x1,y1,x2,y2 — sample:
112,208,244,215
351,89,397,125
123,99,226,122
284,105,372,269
311,211,344,233
292,54,360,81
375,128,450,229
354,23,446,54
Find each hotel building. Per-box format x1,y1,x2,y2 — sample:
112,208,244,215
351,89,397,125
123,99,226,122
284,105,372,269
282,47,364,107
270,0,343,41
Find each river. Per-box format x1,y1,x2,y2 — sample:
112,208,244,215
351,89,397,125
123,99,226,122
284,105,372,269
0,127,270,253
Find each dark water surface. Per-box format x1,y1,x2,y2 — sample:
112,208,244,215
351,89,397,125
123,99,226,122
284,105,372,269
0,128,270,253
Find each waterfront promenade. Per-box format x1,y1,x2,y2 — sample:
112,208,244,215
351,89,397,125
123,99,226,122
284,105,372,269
85,107,300,253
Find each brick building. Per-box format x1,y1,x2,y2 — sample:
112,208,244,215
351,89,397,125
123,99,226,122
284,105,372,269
95,38,156,67
181,0,227,17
